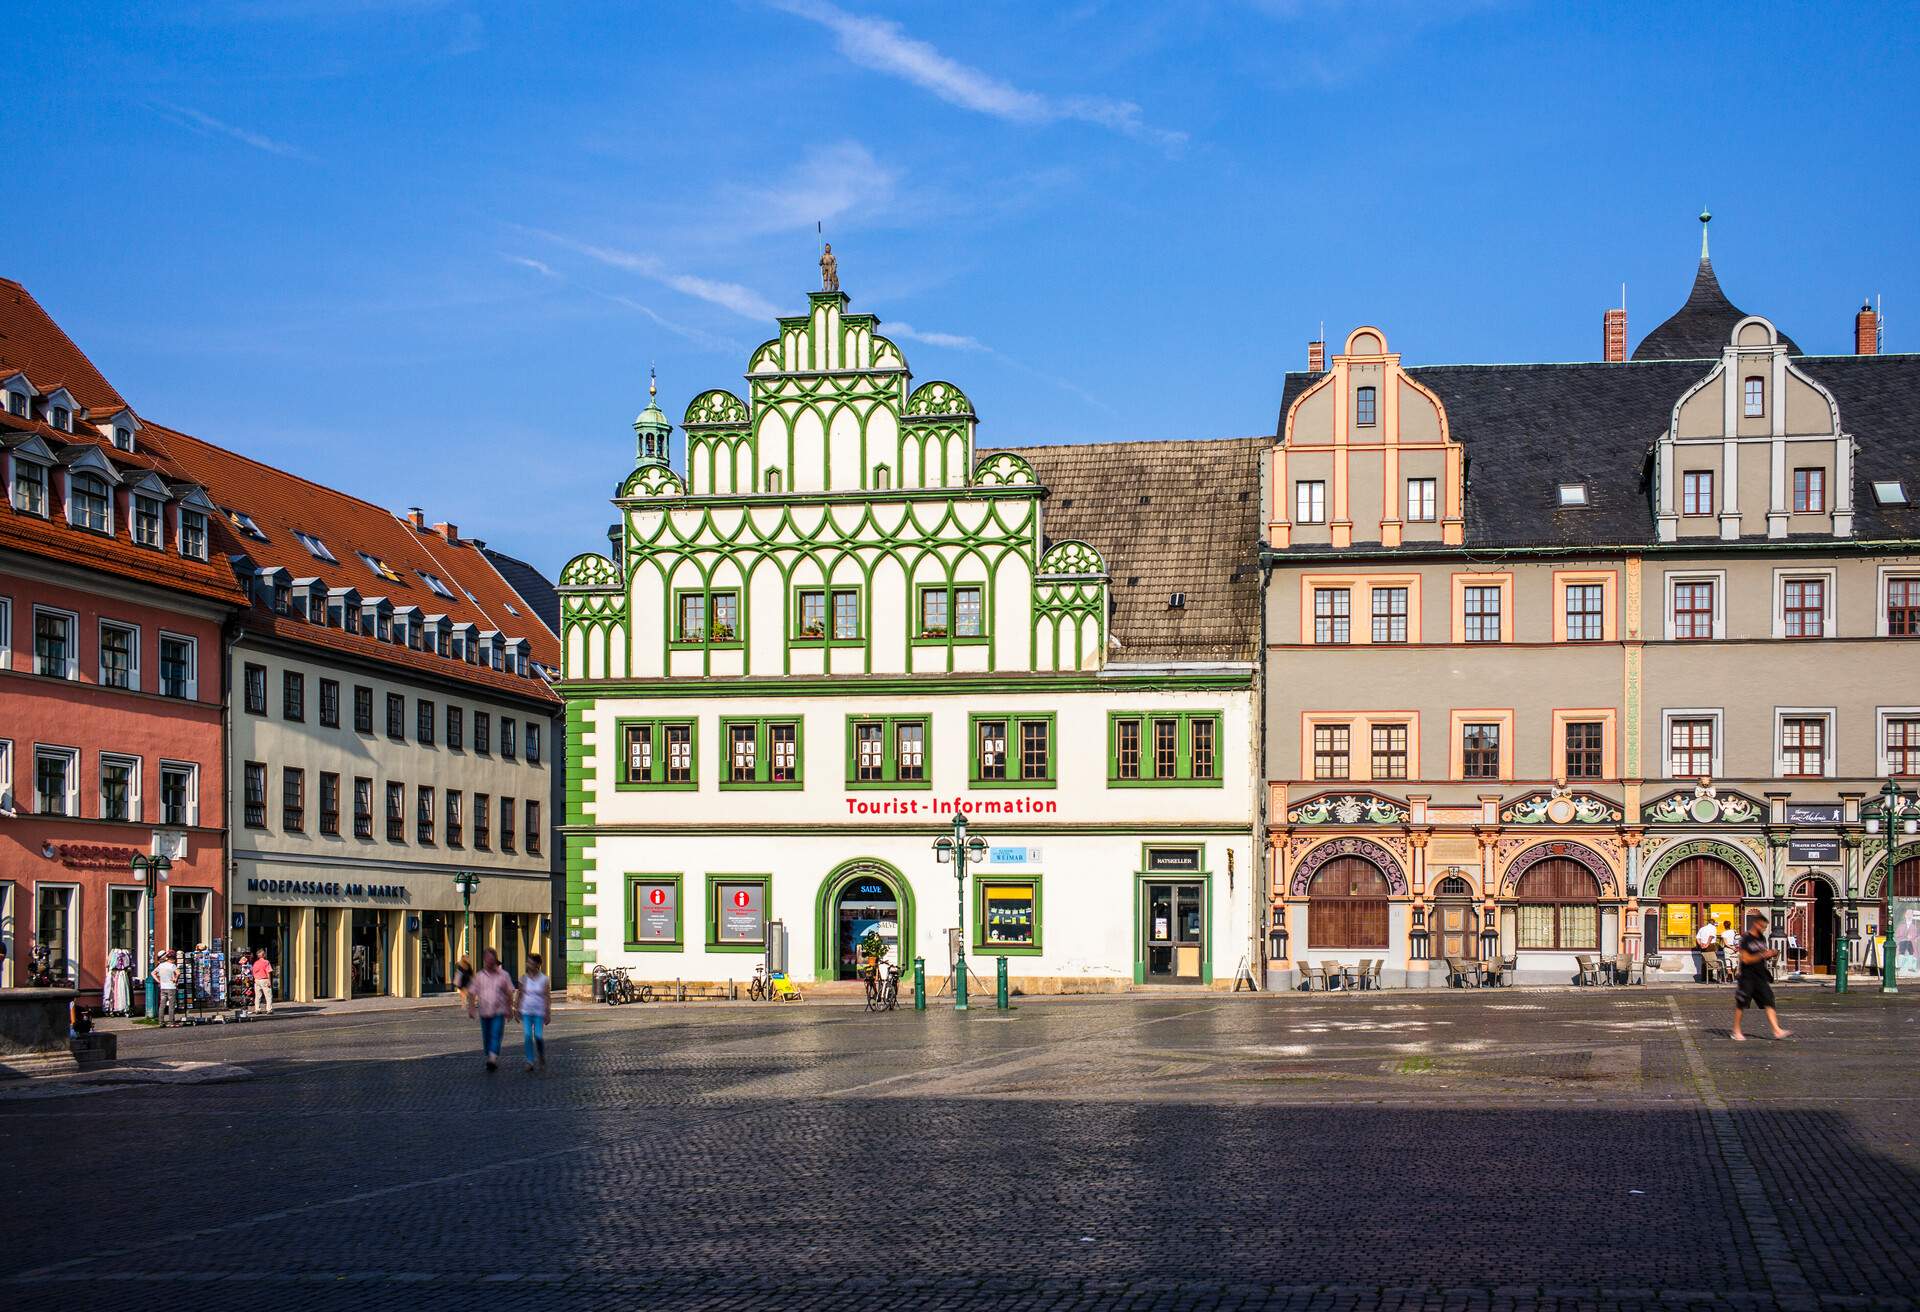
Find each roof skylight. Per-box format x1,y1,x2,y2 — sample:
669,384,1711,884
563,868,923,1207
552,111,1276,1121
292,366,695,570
357,550,402,583
1873,480,1909,505
225,508,268,541
1557,482,1590,507
294,530,338,563
416,570,455,600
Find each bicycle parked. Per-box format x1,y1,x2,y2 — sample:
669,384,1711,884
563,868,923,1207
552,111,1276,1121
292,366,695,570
864,958,900,1012
598,966,652,1005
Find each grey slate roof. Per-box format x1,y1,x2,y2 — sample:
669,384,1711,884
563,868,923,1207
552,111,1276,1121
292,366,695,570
482,546,561,636
1274,354,1920,550
1632,258,1802,360
987,437,1266,664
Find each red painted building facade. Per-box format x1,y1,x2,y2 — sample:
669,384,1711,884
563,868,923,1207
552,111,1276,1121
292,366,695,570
1,278,246,998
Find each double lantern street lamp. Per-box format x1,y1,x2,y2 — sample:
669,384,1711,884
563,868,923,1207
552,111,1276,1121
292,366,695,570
128,852,172,1019
453,872,483,965
933,811,988,1010
1865,777,1916,995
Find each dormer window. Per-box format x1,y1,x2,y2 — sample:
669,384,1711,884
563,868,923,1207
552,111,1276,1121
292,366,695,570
375,612,392,642
113,427,133,452
294,530,338,563
1743,377,1764,417
179,508,208,560
133,495,164,548
69,473,111,532
1874,480,1909,506
50,406,70,432
1557,482,1590,507
417,570,454,600
6,391,24,417
12,459,48,516
226,508,268,541
273,582,292,614
1355,386,1377,427
344,605,360,634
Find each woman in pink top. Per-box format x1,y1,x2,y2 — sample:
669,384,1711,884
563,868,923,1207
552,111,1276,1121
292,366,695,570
465,948,515,1072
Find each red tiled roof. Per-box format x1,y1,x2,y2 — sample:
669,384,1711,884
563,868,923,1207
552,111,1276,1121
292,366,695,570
141,422,561,706
0,278,125,413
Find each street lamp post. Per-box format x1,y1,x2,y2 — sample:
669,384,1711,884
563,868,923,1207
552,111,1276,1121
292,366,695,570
933,811,988,1011
1871,778,1911,995
129,852,171,1019
453,872,482,966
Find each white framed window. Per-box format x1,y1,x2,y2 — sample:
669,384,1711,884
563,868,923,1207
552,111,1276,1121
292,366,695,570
0,738,13,813
1556,482,1590,507
1772,568,1835,640
179,508,209,560
0,595,10,670
6,388,26,416
50,405,71,432
100,753,141,822
34,883,79,988
1774,708,1836,779
1663,570,1727,642
32,606,79,679
157,632,198,699
159,760,199,826
1662,709,1723,780
34,744,80,815
98,620,140,691
68,473,112,533
1406,478,1437,521
132,495,164,549
1295,480,1327,524
113,426,134,452
1681,470,1714,517
1877,708,1920,778
1877,567,1920,638
12,457,49,515
1743,376,1765,417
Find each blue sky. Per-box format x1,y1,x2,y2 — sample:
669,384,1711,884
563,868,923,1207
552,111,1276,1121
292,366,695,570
6,1,1917,576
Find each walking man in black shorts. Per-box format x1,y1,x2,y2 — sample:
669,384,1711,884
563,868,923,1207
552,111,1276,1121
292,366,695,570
1731,911,1791,1041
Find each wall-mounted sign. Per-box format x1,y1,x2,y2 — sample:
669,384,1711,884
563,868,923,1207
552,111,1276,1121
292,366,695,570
1146,847,1202,872
1788,838,1842,865
845,795,1060,817
634,881,677,942
989,846,1043,865
715,881,765,944
245,877,407,901
1786,804,1843,826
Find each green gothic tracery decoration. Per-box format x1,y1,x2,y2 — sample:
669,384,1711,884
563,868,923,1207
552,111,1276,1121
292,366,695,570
905,380,973,416
973,451,1037,487
1640,837,1767,899
683,389,748,427
620,466,686,498
1039,539,1106,577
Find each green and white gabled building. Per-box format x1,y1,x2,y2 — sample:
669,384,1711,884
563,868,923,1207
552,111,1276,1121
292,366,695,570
558,284,1264,992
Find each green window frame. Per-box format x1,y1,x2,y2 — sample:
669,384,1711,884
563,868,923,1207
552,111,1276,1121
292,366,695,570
671,587,743,648
705,874,771,952
624,873,683,951
615,717,699,791
720,717,804,790
912,582,988,644
973,874,1043,956
845,715,931,789
970,712,1057,788
792,585,864,646
1107,711,1225,787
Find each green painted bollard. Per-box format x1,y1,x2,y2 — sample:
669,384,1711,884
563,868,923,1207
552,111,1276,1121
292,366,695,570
1836,935,1849,993
996,956,1009,1010
912,956,926,1011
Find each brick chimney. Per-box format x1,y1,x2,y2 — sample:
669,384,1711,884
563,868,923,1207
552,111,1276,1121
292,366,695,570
433,521,459,544
405,507,425,530
1856,300,1880,355
1307,339,1326,372
1603,306,1628,363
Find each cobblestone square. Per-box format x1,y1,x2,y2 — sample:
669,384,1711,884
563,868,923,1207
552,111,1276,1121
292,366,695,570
5,989,1919,1311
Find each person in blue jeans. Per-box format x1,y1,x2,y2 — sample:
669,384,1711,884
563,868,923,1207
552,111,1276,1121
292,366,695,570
465,948,514,1072
516,953,551,1072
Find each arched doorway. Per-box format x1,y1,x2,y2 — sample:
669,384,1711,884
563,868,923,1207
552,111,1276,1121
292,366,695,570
1657,856,1745,952
813,860,916,982
1786,876,1836,974
1307,857,1390,949
1432,874,1478,960
1512,860,1600,951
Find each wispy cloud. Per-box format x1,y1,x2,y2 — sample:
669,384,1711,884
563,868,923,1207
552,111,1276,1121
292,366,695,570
723,141,899,238
148,100,310,159
501,252,742,353
768,0,1185,150
523,229,782,321
887,322,988,352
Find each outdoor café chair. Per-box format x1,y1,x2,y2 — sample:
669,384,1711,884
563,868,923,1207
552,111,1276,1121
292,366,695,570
1298,962,1324,992
1367,959,1384,990
1575,955,1599,986
1321,960,1345,990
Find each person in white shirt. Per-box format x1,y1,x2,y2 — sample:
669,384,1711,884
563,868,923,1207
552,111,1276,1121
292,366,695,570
1695,919,1719,982
515,954,551,1073
152,952,180,1026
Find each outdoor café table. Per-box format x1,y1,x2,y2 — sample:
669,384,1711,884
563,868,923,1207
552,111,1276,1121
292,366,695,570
1600,956,1621,985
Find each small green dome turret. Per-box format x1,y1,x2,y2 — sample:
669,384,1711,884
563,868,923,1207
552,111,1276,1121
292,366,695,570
633,366,672,468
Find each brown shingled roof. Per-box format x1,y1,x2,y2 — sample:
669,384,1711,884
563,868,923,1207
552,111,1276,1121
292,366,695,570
991,437,1266,665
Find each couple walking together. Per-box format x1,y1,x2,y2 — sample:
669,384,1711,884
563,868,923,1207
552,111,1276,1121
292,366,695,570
466,949,551,1072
